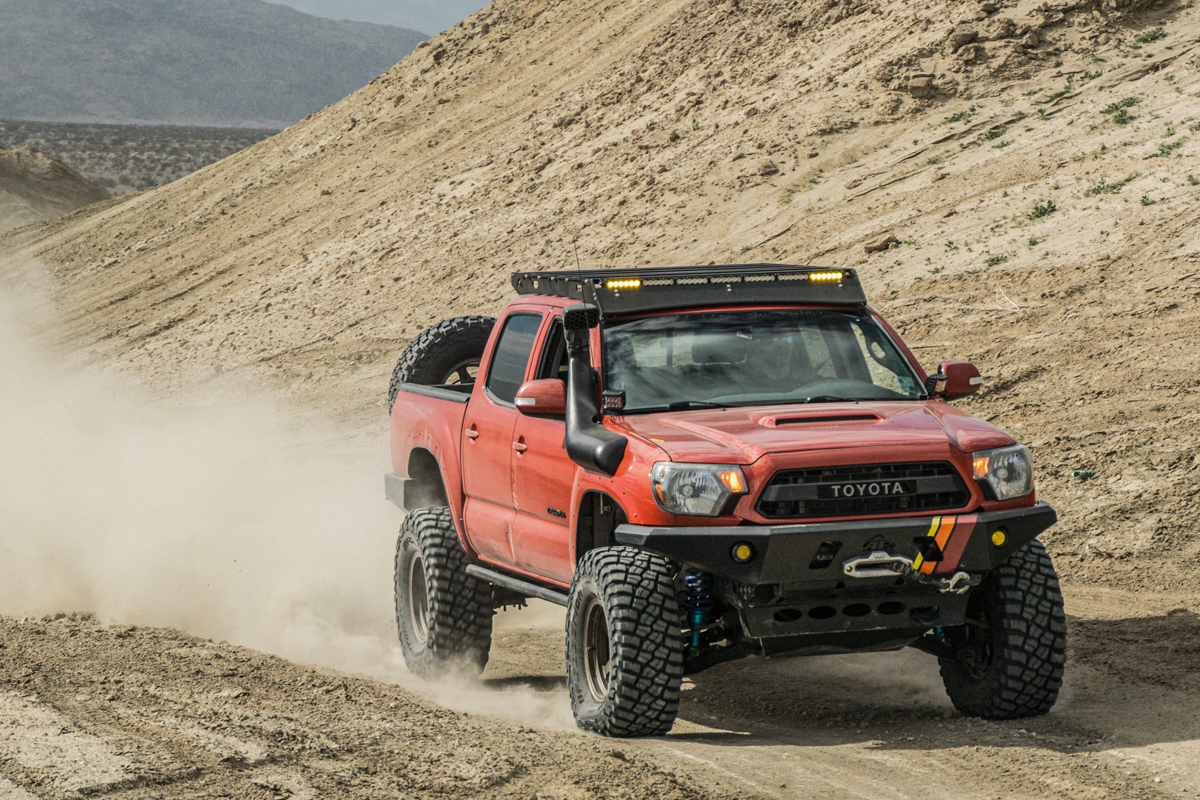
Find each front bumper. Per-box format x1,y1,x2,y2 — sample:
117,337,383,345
613,502,1056,587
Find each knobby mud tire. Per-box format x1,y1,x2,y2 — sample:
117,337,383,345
565,547,685,737
388,316,495,412
939,538,1067,719
395,507,494,678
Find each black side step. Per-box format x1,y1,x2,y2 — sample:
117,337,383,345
465,565,569,607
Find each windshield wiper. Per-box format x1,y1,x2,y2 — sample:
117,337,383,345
667,400,726,411
800,395,855,404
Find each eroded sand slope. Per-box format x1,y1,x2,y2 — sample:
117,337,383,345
0,147,108,233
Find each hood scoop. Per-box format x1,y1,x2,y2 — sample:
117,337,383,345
766,412,883,427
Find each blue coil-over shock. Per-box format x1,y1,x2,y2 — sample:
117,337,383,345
682,569,714,655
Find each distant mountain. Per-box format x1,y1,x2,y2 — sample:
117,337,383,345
0,0,427,128
0,146,108,232
269,0,488,37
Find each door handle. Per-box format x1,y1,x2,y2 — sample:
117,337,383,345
466,427,480,440
512,441,528,453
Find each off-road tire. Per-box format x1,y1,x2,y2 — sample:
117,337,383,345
565,547,685,737
939,539,1066,719
395,507,493,677
388,316,495,411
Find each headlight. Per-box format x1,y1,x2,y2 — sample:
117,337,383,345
971,444,1034,501
651,462,747,517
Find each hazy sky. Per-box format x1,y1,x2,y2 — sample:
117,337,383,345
268,1,489,36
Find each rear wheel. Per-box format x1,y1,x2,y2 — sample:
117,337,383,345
395,507,493,677
388,316,495,411
939,539,1066,719
565,548,684,737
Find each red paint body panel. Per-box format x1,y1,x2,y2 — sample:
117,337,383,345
609,401,1014,464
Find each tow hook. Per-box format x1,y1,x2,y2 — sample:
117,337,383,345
842,551,980,595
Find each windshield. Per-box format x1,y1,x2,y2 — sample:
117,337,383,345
602,308,924,414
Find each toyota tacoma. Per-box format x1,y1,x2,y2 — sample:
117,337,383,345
385,265,1065,737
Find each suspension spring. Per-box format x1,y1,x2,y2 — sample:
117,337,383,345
682,569,714,654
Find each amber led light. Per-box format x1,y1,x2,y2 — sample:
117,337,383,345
808,271,844,282
972,457,990,479
606,279,642,290
719,470,746,493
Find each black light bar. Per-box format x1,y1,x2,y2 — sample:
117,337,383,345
510,264,867,315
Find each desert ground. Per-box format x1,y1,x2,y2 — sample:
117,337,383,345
2,0,1198,796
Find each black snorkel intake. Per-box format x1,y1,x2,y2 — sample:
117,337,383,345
563,303,627,476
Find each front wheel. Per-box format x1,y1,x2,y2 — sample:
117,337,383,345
395,507,494,677
565,548,685,737
939,539,1067,719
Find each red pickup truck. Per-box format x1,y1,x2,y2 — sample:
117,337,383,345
386,265,1065,737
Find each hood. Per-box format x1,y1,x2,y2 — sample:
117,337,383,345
613,401,1014,464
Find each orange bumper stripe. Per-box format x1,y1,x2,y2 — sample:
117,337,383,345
935,515,977,574
920,515,957,574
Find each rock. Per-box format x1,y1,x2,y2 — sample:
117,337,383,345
958,43,982,63
980,0,998,12
1021,31,1041,48
758,160,780,177
745,106,760,118
983,17,1017,41
864,234,899,253
807,150,820,159
947,26,979,50
908,76,934,98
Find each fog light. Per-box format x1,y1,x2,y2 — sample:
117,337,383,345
731,543,755,563
991,529,1008,547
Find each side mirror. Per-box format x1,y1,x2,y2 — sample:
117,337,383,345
515,379,567,416
938,361,983,398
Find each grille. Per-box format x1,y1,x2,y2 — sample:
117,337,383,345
756,462,970,520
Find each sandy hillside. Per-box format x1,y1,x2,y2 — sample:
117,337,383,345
2,0,1197,588
0,146,108,233
2,0,1200,797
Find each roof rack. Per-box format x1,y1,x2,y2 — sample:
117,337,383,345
511,264,866,315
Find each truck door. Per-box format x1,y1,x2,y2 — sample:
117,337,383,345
461,310,543,567
511,317,576,583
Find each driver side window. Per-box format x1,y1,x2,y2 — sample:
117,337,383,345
537,319,569,382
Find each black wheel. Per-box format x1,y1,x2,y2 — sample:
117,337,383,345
388,316,495,411
939,539,1066,719
395,507,493,677
565,547,684,737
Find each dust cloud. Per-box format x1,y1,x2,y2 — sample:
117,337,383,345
0,263,575,731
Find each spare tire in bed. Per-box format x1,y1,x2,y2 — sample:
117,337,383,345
388,316,496,412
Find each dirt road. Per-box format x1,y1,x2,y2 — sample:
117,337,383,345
489,589,1200,799
3,585,1196,799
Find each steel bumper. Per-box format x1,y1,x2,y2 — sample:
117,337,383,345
613,502,1057,587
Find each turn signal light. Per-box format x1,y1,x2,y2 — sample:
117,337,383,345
972,457,990,479
808,271,844,282
991,529,1008,547
719,470,746,493
605,279,642,290
731,543,755,563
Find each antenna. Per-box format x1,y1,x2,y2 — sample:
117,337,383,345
571,236,604,318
